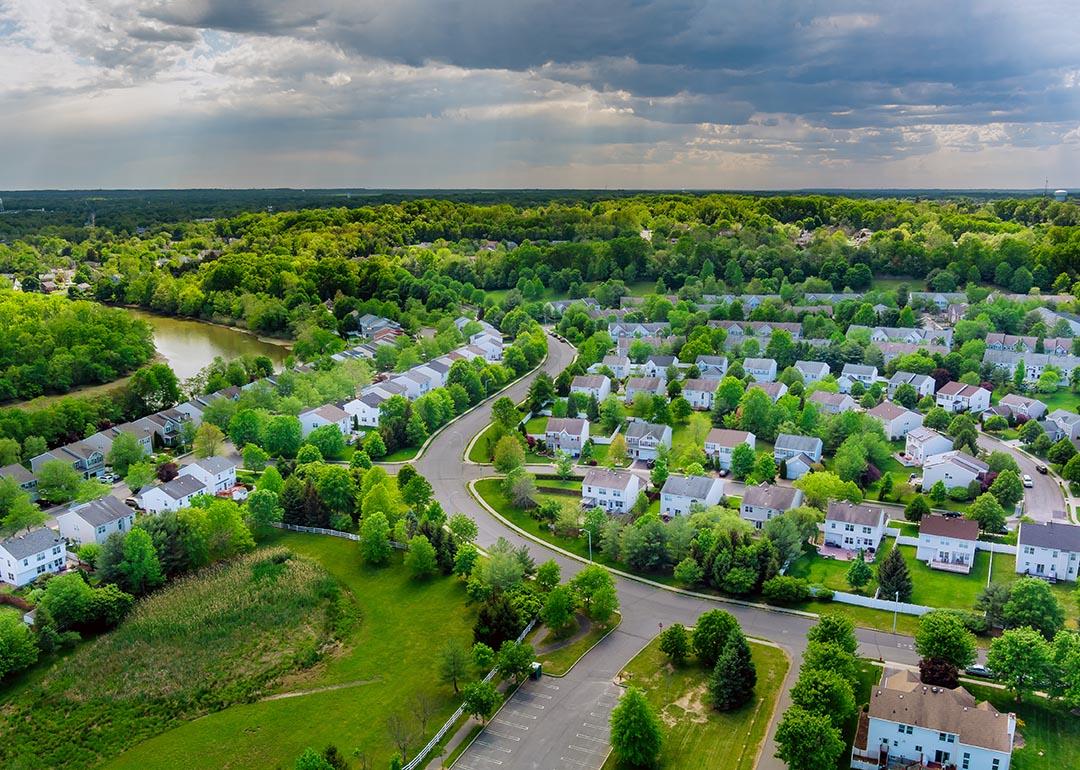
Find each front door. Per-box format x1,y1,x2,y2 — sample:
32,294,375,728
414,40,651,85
935,749,950,764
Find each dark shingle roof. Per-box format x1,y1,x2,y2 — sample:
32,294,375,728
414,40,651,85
1,528,63,560
1018,520,1080,552
67,496,131,527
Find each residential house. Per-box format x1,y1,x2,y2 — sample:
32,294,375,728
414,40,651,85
180,456,238,494
824,501,887,553
867,401,924,440
982,349,1080,386
623,421,673,461
0,528,66,587
739,483,804,529
794,360,830,383
589,355,631,379
570,375,611,402
660,475,724,517
1015,520,1080,582
616,335,663,357
470,333,504,362
30,441,105,479
1033,306,1080,336
581,468,642,513
344,391,385,428
985,333,1037,352
807,390,857,415
0,464,37,501
905,427,954,466
856,325,954,348
749,381,788,402
922,451,989,491
910,291,967,310
850,668,1017,770
994,393,1048,422
878,342,951,364
544,418,590,457
546,298,600,316
681,379,717,410
57,496,135,546
624,377,665,403
299,404,353,438
1044,409,1080,443
935,382,991,414
773,434,823,480
354,313,402,338
643,355,678,380
704,429,755,469
138,475,207,515
916,515,980,573
887,371,936,400
84,420,156,458
838,363,877,393
139,408,191,447
608,321,670,338
744,357,778,382
174,400,206,426
695,355,729,379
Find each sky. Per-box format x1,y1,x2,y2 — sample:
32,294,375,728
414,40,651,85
3,0,1080,189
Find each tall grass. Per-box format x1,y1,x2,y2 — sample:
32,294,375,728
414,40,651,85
0,548,349,769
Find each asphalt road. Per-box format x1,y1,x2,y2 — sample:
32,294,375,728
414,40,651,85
975,432,1064,522
415,334,922,770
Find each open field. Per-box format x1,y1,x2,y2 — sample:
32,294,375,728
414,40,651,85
106,532,476,770
603,636,789,770
965,684,1080,770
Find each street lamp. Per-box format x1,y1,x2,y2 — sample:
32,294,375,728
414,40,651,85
892,590,899,634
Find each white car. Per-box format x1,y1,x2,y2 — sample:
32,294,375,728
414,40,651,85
1022,474,1033,488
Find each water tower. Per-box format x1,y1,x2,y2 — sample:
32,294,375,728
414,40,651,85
1054,189,1068,202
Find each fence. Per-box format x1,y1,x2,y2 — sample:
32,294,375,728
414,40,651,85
829,589,933,617
273,522,407,550
893,534,1016,555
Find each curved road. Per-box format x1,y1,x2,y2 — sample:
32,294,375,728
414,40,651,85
416,335,921,770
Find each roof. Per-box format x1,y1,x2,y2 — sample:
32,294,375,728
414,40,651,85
807,391,851,407
0,463,35,484
583,468,637,491
794,360,829,376
0,527,63,560
626,377,663,391
662,475,721,500
681,378,716,393
919,514,979,541
305,404,350,423
938,381,987,398
774,433,823,453
546,418,587,435
1018,520,1080,552
889,371,933,387
624,421,669,441
749,381,787,399
696,355,728,367
867,401,914,421
998,393,1040,409
826,500,885,528
743,357,776,370
841,363,876,376
742,483,802,511
188,456,237,475
66,496,132,527
868,669,1014,753
154,475,208,500
924,451,989,474
647,355,677,367
706,428,751,447
906,426,949,445
571,375,608,389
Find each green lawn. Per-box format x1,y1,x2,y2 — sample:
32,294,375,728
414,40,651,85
604,637,789,770
382,444,420,462
529,614,621,676
524,414,548,434
468,422,502,462
1030,389,1080,415
989,552,1079,630
786,547,884,595
107,532,477,770
965,685,1080,770
838,661,885,769
880,540,990,610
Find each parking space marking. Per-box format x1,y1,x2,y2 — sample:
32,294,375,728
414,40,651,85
470,757,503,765
560,757,590,767
576,733,606,743
485,730,521,741
474,741,512,753
522,692,552,699
493,718,529,730
583,721,607,730
569,743,607,756
504,709,537,719
541,683,560,690
518,701,545,709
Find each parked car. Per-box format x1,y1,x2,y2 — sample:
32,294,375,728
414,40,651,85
1036,464,1048,475
1022,474,1034,488
123,497,140,509
964,664,993,678
718,468,729,477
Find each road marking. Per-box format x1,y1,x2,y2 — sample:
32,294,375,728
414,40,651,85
493,718,529,730
541,683,560,690
504,710,537,719
519,701,545,709
560,757,590,766
469,757,503,765
576,733,607,743
570,744,607,756
588,712,606,718
474,741,511,753
524,692,552,699
485,730,521,741
584,722,608,730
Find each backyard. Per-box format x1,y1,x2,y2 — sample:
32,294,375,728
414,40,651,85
965,684,1080,770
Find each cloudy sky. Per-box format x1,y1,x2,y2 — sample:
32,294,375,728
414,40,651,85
3,0,1080,189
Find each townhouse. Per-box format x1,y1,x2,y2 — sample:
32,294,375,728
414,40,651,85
623,421,673,461
299,403,353,438
695,355,729,379
824,500,887,553
773,433,823,480
866,401,924,440
704,428,755,470
138,474,208,515
180,456,238,494
1015,520,1080,582
794,360,830,383
30,440,105,479
660,475,724,517
904,427,954,466
588,355,631,379
982,349,1080,386
922,451,989,491
0,463,38,501
624,377,665,403
344,391,385,428
935,382,991,414
807,390,857,415
0,528,67,587
642,355,678,380
878,342,951,364
743,357,778,382
581,468,642,513
887,371,936,400
57,496,135,546
570,375,611,402
739,483,803,529
544,418,590,457
916,514,980,573
838,363,877,393
608,322,670,338
990,393,1047,422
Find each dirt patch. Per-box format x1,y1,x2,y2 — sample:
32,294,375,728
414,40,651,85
665,682,710,726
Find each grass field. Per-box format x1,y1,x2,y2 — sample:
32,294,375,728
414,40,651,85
1030,389,1080,414
603,637,789,770
965,685,1080,770
106,532,476,770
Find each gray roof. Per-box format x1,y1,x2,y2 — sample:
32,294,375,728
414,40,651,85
624,421,669,441
583,468,637,490
67,496,131,527
695,355,728,367
0,463,34,485
156,475,207,500
742,483,802,511
841,363,877,376
647,355,677,367
795,360,829,376
662,474,720,500
546,417,587,435
774,433,823,453
1,527,63,560
827,501,885,528
1018,520,1080,552
571,375,608,389
744,357,776,370
189,456,237,475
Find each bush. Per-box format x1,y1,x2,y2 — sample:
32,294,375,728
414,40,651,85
946,486,970,502
813,588,834,602
762,576,811,605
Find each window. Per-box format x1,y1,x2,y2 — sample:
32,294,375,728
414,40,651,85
844,523,854,532
915,746,922,753
1023,546,1035,555
897,725,913,735
991,760,1000,769
962,752,970,769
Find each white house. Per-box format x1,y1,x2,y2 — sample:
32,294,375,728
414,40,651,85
570,375,611,402
624,377,665,403
935,382,991,414
138,475,207,515
807,390,857,414
544,418,590,457
0,528,67,587
922,451,989,491
695,355,728,379
581,468,642,513
773,434,823,480
851,669,1017,770
680,379,717,411
643,355,678,380
1044,409,1080,444
867,401,924,440
824,500,886,554
56,496,135,546
904,427,954,466
794,360,830,383
180,456,238,494
994,393,1047,422
916,515,980,573
743,358,778,382
344,391,385,428
299,404,353,438
660,475,724,517
623,421,673,461
470,333,503,362
887,371,937,400
749,381,788,402
838,364,877,393
704,429,755,470
739,483,803,529
1015,520,1080,582
589,355,631,379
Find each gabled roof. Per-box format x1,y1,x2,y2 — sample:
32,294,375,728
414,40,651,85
681,378,716,393
583,468,637,490
65,496,132,527
705,428,752,447
624,421,669,442
626,376,663,391
0,527,63,560
807,391,852,407
867,401,914,422
841,363,876,377
919,513,979,541
794,360,830,376
152,475,207,501
906,426,950,445
774,433,823,453
695,355,728,367
1018,520,1080,552
998,393,1040,410
304,403,350,423
546,418,587,435
188,456,237,475
924,450,989,474
0,463,34,485
743,357,776,370
742,482,801,510
571,375,608,389
661,474,721,500
826,500,885,528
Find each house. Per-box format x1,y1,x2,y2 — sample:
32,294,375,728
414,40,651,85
470,333,504,362
589,355,631,379
84,421,156,458
660,475,724,517
681,379,717,410
935,382,991,414
838,364,877,393
180,456,238,494
139,408,192,446
643,356,678,380
867,401,924,440
916,515,980,573
995,393,1047,422
623,421,673,461
174,400,206,426
748,381,788,402
904,427,954,466
0,528,67,587
138,475,208,514
922,451,989,491
1015,520,1080,582
344,391,385,428
624,377,665,403
825,501,887,553
986,333,1037,352
299,404,353,438
807,390,857,415
581,468,642,513
982,349,1080,386
773,434,823,479
794,360,830,383
850,668,1017,770
30,441,105,479
1044,409,1080,443
887,371,936,400
544,418,590,457
739,483,803,529
608,321,669,338
910,291,967,310
546,298,600,316
616,335,663,357
570,375,611,402
0,464,38,502
355,313,401,338
743,358,778,382
56,496,135,546
695,355,729,379
878,342,951,364
704,429,755,469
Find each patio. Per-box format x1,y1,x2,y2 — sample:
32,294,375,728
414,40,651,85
816,543,877,562
926,558,971,575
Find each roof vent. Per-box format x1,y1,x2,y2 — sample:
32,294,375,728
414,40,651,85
898,694,903,699
931,687,939,693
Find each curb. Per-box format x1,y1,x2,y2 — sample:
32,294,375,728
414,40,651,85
531,612,623,678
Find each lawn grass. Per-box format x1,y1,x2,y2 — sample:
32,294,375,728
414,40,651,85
529,614,621,676
603,637,789,770
468,422,503,463
381,444,420,462
989,552,1078,630
964,685,1080,770
106,532,477,770
524,414,548,434
838,661,885,769
879,540,990,610
1030,388,1080,415
786,547,884,595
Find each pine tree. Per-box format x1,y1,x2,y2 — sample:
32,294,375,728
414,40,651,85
709,631,757,711
876,546,913,602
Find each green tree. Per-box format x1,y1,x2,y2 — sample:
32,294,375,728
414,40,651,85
438,638,470,693
306,424,347,460
1003,577,1065,639
555,451,574,479
256,465,283,494
793,471,862,509
362,430,386,459
228,409,266,449
658,623,690,665
246,488,282,530
119,528,164,595
359,511,392,565
36,460,82,504
106,432,146,476
462,680,501,724
774,707,844,770
692,609,738,667
967,493,1007,532
915,610,977,669
1047,437,1078,465
987,626,1053,699
541,584,577,636
989,469,1023,509
0,478,45,534
876,546,913,602
293,748,333,770
610,687,663,769
496,639,536,682
904,494,930,522
0,611,38,679
789,668,856,728
242,443,270,471
806,614,858,654
124,460,155,494
709,631,756,710
673,556,704,587
493,434,525,474
845,550,872,591
405,534,438,579
265,415,303,458
491,396,519,430
194,422,225,458
730,442,756,480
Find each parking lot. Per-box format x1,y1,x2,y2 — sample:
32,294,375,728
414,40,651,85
453,678,622,770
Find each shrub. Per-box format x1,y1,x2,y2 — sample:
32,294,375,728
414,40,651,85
814,588,834,602
762,576,811,605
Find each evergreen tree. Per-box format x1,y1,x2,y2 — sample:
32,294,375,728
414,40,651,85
280,474,305,525
709,631,756,710
876,546,913,602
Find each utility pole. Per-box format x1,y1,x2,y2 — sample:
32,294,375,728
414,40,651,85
893,591,900,634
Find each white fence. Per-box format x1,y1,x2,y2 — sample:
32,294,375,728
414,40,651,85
894,534,1016,555
273,522,409,549
828,589,933,617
